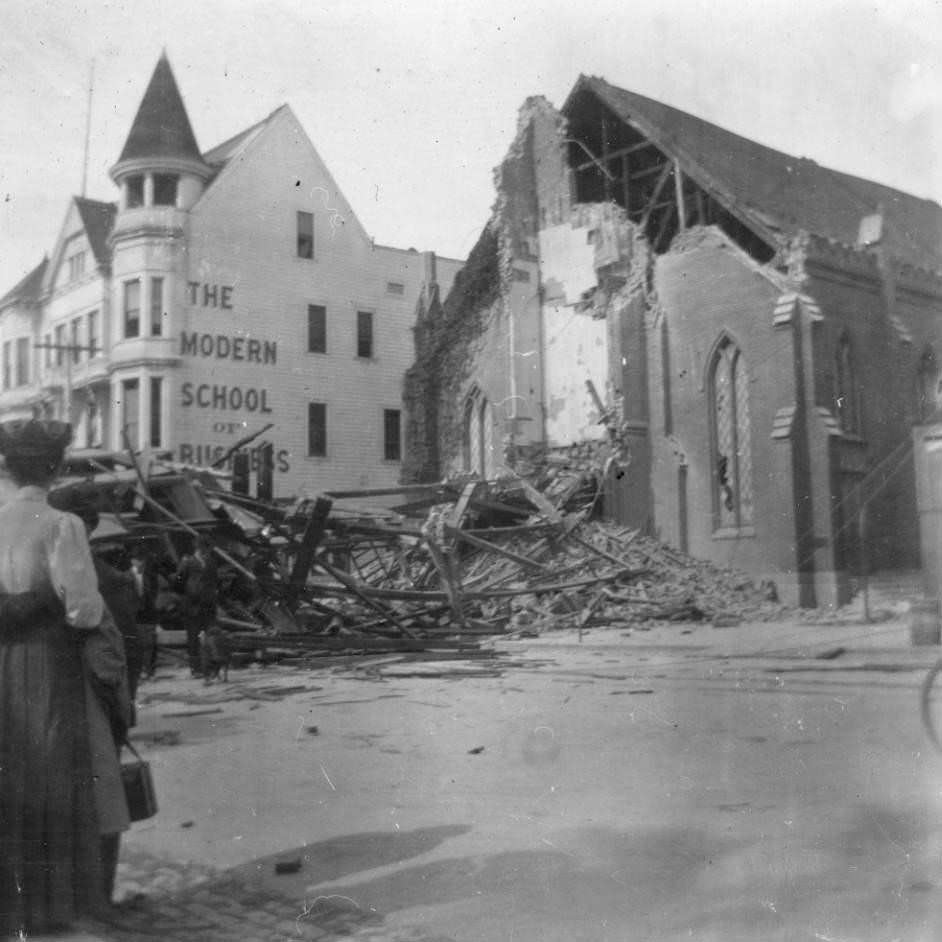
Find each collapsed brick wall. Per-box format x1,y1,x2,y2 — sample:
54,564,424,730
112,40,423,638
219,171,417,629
402,224,502,482
403,97,565,484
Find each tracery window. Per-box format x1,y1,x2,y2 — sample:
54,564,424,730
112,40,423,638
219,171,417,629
710,337,753,530
463,389,490,476
834,332,862,435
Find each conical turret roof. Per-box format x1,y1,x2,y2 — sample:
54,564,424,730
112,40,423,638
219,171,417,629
117,52,203,164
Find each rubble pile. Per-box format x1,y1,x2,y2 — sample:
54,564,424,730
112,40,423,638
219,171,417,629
201,474,788,657
52,452,788,667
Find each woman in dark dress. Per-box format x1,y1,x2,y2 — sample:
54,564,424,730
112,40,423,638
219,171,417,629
0,420,108,936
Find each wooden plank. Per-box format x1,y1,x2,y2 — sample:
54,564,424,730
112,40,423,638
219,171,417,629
568,532,634,571
453,528,549,571
515,477,563,525
322,483,451,499
467,496,532,519
652,202,677,252
345,569,643,602
288,496,332,603
572,138,656,171
462,523,555,536
313,553,418,638
423,523,467,631
449,481,480,548
674,160,686,230
638,163,674,230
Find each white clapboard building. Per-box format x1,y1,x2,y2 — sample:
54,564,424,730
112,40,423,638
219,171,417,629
0,53,461,497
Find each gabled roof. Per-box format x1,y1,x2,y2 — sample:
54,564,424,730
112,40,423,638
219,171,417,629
74,197,116,268
571,75,942,272
117,52,203,164
0,256,48,309
202,108,282,168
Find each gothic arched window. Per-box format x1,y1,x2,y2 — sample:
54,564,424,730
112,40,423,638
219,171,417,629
834,332,862,435
710,337,753,530
463,389,489,476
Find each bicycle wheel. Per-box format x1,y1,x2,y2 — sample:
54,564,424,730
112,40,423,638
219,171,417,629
920,658,942,751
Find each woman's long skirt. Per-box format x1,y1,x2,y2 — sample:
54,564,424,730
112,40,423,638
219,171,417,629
0,617,103,935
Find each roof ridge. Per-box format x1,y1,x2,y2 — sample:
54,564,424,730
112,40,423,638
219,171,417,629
0,256,48,309
574,75,942,271
203,104,287,165
586,75,940,211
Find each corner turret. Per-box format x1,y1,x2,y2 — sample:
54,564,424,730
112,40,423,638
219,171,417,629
109,51,211,210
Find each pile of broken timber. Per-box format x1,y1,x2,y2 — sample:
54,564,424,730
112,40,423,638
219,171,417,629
218,475,786,660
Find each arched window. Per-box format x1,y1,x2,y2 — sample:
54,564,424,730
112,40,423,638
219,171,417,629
479,396,492,478
463,390,484,475
710,337,753,529
834,332,861,435
916,345,940,423
463,389,492,477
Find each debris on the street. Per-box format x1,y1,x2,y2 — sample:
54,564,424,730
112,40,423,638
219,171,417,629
274,858,302,875
51,447,789,673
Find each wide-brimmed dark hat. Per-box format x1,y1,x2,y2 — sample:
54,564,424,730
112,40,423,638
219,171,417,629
0,420,72,459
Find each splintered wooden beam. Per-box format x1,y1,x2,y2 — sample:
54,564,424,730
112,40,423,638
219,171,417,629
568,532,635,572
449,481,481,548
572,138,658,172
674,161,686,230
515,476,563,524
638,163,674,231
313,552,418,638
347,569,642,603
453,528,549,571
652,203,678,252
287,496,332,604
423,529,467,631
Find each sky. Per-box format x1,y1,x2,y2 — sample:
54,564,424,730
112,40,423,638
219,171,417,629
1,0,942,291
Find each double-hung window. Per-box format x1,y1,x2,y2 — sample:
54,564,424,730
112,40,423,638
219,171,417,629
308,402,326,457
124,279,141,338
297,212,314,259
150,277,164,336
15,338,28,387
383,409,401,461
357,311,373,359
308,305,326,353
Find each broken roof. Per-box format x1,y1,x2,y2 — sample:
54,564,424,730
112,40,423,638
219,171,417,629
570,75,942,273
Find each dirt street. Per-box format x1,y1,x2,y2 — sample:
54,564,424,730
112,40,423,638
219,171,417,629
63,612,942,942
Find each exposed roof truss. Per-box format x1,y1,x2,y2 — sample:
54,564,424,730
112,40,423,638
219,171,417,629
564,90,776,261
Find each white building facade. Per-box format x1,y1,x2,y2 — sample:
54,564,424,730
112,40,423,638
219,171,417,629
0,54,461,498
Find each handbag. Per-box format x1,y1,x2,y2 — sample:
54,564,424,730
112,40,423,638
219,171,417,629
120,740,158,822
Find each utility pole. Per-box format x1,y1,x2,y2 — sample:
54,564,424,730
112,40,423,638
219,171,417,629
81,60,95,197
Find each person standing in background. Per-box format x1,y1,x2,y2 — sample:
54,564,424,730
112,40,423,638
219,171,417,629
174,534,219,677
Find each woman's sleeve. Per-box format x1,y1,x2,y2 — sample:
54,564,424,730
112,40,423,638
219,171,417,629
48,512,105,628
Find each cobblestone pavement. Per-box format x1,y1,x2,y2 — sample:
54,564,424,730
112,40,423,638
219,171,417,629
82,847,456,942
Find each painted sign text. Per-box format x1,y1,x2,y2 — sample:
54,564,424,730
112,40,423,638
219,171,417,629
180,332,277,364
187,282,234,309
180,383,273,413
